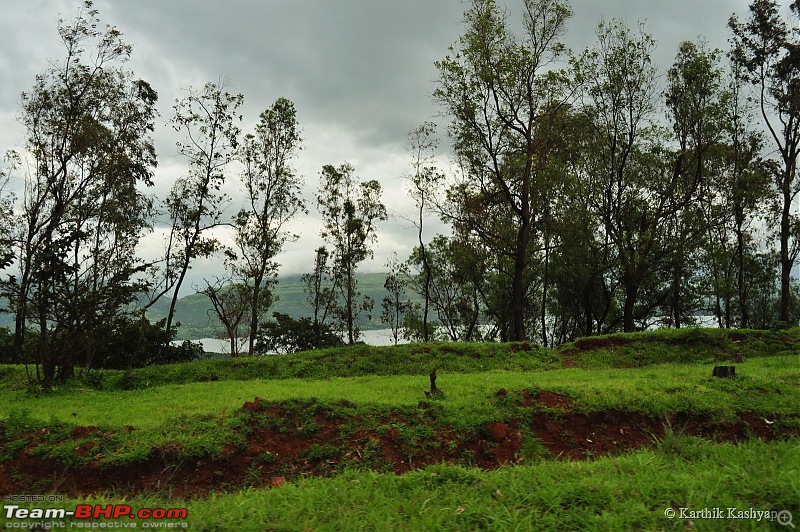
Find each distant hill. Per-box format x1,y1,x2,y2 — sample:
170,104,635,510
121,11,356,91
145,272,413,340
0,272,412,340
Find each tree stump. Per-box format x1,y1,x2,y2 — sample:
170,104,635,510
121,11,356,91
712,366,736,378
424,368,444,397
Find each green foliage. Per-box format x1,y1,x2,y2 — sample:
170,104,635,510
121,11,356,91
161,80,244,341
0,327,12,363
560,327,800,368
407,235,487,342
316,162,388,345
256,312,344,354
7,1,159,388
517,427,552,463
89,317,204,369
435,0,573,342
302,444,340,462
380,255,412,345
730,0,800,325
229,97,306,355
3,408,41,437
0,437,27,463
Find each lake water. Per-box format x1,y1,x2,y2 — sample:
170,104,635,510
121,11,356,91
180,328,409,355
180,317,725,354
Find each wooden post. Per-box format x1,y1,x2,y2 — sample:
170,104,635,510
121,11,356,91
425,368,443,397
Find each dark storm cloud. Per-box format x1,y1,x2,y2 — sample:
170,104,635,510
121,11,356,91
0,0,764,281
2,0,757,154
568,0,753,66
100,1,465,149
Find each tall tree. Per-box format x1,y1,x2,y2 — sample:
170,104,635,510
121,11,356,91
408,234,485,342
0,154,15,274
302,246,340,348
235,97,305,355
381,253,412,346
202,276,253,357
404,122,443,342
4,1,158,386
574,20,695,332
316,163,387,345
162,81,243,341
730,0,800,325
545,108,618,341
723,64,772,327
435,0,573,341
664,41,728,328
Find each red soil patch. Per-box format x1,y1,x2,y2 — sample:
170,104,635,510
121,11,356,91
0,397,794,499
517,389,576,410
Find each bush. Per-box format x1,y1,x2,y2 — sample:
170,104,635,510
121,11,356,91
256,313,344,354
90,317,204,369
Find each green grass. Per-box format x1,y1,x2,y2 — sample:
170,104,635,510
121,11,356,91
0,328,797,529
560,327,800,368
1,355,797,431
3,327,794,393
9,437,798,531
43,341,558,391
1,355,796,471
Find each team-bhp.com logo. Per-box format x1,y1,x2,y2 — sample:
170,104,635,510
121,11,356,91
4,504,188,526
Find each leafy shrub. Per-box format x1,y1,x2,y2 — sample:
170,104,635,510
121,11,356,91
256,313,344,354
90,317,204,369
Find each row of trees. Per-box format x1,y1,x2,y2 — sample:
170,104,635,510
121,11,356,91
378,0,800,347
1,0,798,380
0,2,389,383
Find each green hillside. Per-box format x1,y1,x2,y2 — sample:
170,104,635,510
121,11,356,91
0,273,407,340
146,272,406,340
0,328,797,529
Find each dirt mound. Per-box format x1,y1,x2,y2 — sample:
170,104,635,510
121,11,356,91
0,396,793,499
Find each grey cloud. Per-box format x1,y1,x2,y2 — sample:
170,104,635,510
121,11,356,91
1,0,762,286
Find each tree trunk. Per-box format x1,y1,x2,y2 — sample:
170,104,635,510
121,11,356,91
12,255,34,364
623,282,639,333
712,366,736,378
12,313,25,365
779,186,792,326
229,332,237,358
248,271,265,356
418,201,431,343
736,225,749,328
540,240,549,347
672,262,682,329
39,311,54,391
511,220,530,342
165,257,190,343
346,263,354,345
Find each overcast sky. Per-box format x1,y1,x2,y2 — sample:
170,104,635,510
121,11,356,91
0,0,763,294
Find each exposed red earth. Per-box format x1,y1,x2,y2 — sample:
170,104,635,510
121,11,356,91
0,391,793,499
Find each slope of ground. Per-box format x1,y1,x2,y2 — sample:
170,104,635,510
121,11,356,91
0,328,797,529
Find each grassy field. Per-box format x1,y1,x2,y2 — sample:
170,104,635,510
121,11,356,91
0,327,798,530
